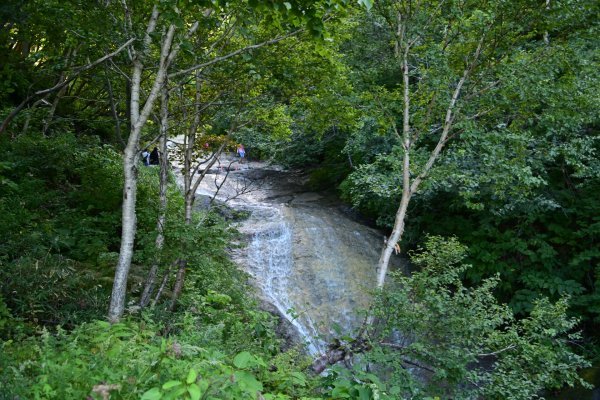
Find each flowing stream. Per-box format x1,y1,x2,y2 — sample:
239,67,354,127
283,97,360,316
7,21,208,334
193,158,400,355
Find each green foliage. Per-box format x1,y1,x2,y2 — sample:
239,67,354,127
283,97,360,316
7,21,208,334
0,128,319,399
363,236,591,400
0,296,12,336
0,134,120,326
0,133,121,260
0,318,313,399
407,176,600,323
1,0,597,398
320,365,390,399
335,0,600,336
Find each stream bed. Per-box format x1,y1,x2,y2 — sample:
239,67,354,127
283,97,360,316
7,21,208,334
192,158,401,355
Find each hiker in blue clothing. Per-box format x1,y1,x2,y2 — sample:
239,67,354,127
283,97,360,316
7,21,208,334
141,148,150,166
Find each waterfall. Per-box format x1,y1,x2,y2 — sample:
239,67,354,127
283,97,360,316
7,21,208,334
246,217,323,355
188,160,400,357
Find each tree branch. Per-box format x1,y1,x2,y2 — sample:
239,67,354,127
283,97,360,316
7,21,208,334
409,32,486,194
477,344,516,358
169,29,303,79
0,38,135,134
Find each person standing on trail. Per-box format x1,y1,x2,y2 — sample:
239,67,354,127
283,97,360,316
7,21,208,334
141,148,150,166
236,144,246,162
149,147,159,165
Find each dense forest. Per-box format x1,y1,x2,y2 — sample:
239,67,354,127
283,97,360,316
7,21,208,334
0,0,598,399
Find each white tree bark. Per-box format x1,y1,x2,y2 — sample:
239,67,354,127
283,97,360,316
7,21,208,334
109,6,170,322
140,84,169,308
376,44,411,289
375,33,485,291
109,6,295,318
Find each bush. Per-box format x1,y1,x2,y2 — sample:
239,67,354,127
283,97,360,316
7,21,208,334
0,316,315,399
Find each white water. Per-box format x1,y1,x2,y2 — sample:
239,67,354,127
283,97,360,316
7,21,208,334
244,207,323,354
188,158,397,356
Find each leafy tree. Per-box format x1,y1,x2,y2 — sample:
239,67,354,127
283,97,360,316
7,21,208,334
339,0,599,328
356,236,590,399
108,0,363,322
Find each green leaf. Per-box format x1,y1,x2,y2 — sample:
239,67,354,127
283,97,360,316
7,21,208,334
358,386,372,400
233,351,254,369
163,386,187,400
141,388,162,400
162,380,182,390
290,371,307,386
186,369,197,384
198,380,209,393
233,371,263,393
357,0,373,10
187,383,201,400
331,386,351,398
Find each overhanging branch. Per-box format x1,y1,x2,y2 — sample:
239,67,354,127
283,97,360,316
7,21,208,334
168,29,303,79
0,38,136,134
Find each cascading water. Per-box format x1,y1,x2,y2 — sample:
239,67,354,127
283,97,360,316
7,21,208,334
244,208,323,354
191,158,400,356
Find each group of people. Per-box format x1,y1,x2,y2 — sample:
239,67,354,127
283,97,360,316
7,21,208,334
141,147,160,166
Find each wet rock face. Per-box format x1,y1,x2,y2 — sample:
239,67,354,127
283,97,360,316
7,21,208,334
285,205,382,345
190,158,404,355
257,299,305,352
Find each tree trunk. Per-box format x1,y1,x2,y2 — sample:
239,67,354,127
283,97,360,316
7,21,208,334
108,139,139,322
42,80,69,135
109,13,186,319
105,64,125,148
140,85,170,308
169,175,195,311
42,47,75,135
108,7,167,322
311,25,487,374
152,260,175,307
170,259,188,311
168,71,201,311
374,35,484,290
375,44,412,290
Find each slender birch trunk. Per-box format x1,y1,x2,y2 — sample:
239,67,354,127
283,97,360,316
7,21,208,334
313,25,486,374
109,7,163,322
169,72,227,310
140,84,169,308
376,44,411,289
109,13,199,320
375,35,484,291
169,72,201,311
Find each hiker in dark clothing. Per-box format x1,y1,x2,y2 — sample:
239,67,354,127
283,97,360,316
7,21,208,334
149,147,159,165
